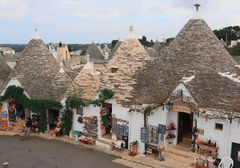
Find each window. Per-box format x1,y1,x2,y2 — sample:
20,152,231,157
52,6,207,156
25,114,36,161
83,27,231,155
111,68,118,73
215,123,223,130
76,107,83,116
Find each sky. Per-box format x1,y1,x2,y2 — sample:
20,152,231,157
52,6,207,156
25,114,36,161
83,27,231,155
0,0,240,44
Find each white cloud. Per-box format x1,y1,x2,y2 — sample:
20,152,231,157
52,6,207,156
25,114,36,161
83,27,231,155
59,0,141,19
1,0,240,43
140,0,192,17
0,0,28,20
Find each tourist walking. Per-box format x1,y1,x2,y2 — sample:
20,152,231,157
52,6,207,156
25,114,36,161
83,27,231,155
24,117,32,136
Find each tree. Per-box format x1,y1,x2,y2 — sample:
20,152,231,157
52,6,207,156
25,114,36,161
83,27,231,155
139,36,147,46
138,36,154,47
61,108,73,135
227,43,240,56
213,26,240,45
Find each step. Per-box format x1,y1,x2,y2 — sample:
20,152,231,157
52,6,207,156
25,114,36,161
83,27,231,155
166,145,193,158
96,138,112,149
182,137,192,144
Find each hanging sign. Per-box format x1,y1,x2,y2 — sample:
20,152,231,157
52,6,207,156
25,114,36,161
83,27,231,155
158,124,166,134
140,127,148,143
151,126,158,144
171,102,192,113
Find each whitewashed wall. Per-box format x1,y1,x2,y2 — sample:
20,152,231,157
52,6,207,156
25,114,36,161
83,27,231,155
109,100,130,121
167,110,179,145
173,83,197,102
72,105,101,137
196,117,231,158
72,100,131,142
130,111,145,153
2,102,8,113
148,107,167,126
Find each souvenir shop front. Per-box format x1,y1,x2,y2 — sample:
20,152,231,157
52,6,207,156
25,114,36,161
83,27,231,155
1,99,30,124
70,105,99,145
71,101,130,151
111,114,129,150
141,87,200,158
48,109,60,130
192,113,240,168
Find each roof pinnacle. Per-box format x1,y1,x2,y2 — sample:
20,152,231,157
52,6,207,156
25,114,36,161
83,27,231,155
194,3,200,11
192,3,201,20
129,26,133,32
33,28,41,40
127,26,135,39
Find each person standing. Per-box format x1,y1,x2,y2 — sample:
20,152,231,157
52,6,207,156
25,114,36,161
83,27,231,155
24,117,32,136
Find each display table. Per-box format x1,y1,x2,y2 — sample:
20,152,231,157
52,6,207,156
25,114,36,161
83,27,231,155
146,143,158,159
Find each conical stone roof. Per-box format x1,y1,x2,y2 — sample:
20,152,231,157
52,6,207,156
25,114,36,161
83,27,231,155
153,40,165,53
0,55,12,93
109,40,122,59
146,47,160,58
131,16,240,112
85,43,105,63
104,37,150,105
64,61,101,100
12,36,71,100
161,18,237,72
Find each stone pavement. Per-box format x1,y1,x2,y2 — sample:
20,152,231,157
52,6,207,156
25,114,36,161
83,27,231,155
113,159,151,168
0,131,194,168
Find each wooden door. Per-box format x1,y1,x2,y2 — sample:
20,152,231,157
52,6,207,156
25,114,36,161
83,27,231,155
178,112,183,143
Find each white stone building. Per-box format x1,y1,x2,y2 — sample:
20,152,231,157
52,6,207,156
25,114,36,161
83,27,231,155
130,6,240,167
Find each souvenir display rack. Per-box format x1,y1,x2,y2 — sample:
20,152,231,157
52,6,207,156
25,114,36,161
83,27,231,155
8,99,16,122
165,122,176,144
0,103,8,131
0,113,8,131
192,138,219,168
79,116,98,144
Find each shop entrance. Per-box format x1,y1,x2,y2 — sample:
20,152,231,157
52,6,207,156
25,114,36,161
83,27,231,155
8,99,28,121
100,103,112,139
231,142,240,168
15,103,25,120
178,112,193,144
48,109,60,130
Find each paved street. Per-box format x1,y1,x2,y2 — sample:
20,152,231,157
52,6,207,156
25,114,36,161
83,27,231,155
0,136,128,168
